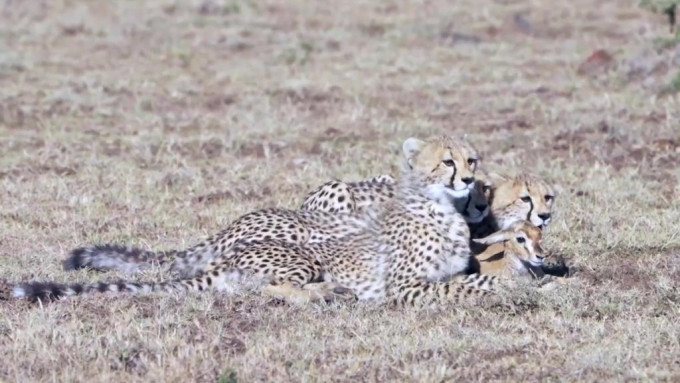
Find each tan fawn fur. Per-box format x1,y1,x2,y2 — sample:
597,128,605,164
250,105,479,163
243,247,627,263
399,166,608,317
472,221,546,279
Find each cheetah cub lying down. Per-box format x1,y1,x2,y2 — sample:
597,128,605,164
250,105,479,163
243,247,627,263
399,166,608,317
303,169,563,274
13,135,501,307
301,169,556,237
300,171,492,225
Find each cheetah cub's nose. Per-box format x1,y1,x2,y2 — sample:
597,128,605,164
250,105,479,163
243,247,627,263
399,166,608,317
538,213,551,220
462,177,475,185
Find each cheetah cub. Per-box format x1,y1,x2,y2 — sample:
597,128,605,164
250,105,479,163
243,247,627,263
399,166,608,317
12,206,383,303
473,173,556,237
13,135,497,307
300,174,397,215
301,172,493,226
227,135,493,306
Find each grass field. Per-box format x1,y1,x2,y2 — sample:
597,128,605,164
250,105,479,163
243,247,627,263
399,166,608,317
1,0,680,381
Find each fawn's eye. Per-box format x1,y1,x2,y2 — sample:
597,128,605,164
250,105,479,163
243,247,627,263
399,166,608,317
545,195,554,202
442,159,455,167
520,196,531,203
516,237,526,244
483,185,491,193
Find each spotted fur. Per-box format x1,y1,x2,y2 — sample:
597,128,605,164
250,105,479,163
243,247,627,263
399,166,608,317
301,172,492,226
13,135,495,307
62,208,374,278
13,210,381,303
300,174,396,214
374,136,495,306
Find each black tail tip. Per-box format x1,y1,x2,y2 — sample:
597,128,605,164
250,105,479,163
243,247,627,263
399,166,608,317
12,282,68,303
63,247,88,271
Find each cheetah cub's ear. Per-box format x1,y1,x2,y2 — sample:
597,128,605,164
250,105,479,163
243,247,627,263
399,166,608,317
403,137,425,167
472,231,510,245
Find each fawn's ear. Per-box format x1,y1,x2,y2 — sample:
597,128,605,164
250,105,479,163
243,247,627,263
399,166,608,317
473,230,510,245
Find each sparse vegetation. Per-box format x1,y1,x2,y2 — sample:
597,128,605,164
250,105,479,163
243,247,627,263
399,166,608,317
671,71,680,92
1,0,679,382
640,0,679,48
653,33,680,49
218,369,238,383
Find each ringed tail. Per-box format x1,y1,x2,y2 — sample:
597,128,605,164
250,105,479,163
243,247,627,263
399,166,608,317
12,275,219,303
64,244,182,273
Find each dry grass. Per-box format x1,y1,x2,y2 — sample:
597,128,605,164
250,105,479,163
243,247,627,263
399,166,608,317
1,0,680,381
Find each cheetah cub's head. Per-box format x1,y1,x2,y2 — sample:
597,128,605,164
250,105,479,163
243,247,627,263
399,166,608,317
454,171,493,224
402,135,479,201
490,173,555,230
474,220,545,268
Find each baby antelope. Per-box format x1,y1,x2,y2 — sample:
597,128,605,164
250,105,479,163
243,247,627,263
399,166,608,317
469,221,546,280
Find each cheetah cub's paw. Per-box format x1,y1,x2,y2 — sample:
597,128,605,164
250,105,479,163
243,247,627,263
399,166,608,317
262,281,357,305
304,282,358,303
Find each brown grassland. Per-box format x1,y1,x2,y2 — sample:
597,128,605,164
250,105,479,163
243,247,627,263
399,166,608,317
1,0,680,381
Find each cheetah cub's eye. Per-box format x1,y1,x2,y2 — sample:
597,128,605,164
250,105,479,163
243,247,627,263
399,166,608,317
520,196,531,203
467,158,477,166
442,159,455,167
545,195,554,202
516,237,526,244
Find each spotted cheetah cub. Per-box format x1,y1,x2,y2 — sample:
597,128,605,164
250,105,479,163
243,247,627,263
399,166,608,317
13,206,383,303
13,135,497,307
374,136,494,306
469,173,554,239
300,174,397,215
232,135,492,306
479,173,556,232
264,135,497,306
301,172,492,226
